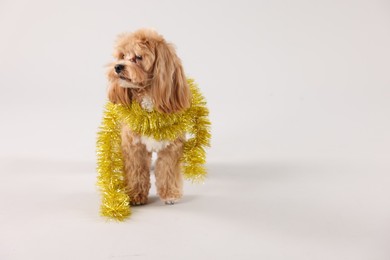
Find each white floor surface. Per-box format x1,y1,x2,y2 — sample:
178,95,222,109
1,156,389,260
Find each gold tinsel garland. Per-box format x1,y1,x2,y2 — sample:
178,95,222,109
96,79,211,220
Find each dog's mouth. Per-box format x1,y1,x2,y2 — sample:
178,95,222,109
118,75,145,89
119,75,132,82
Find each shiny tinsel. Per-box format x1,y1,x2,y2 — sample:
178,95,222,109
96,79,211,220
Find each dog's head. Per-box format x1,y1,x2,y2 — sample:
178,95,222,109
107,29,190,114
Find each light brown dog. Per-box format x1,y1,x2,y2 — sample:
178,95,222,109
107,29,191,205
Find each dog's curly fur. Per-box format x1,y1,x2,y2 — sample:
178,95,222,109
107,29,191,205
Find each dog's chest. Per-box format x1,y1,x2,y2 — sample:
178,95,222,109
138,96,170,152
139,136,170,152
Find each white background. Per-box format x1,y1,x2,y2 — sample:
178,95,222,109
0,0,389,259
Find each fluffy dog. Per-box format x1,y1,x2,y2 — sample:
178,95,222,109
106,29,191,205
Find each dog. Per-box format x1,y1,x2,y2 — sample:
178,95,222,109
106,29,191,206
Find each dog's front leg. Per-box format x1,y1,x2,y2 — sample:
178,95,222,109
121,125,152,206
155,138,184,205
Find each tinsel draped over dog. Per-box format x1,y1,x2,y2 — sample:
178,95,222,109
96,79,211,221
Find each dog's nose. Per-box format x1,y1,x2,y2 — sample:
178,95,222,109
115,64,124,73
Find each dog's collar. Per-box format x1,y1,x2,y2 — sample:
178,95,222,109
141,96,154,112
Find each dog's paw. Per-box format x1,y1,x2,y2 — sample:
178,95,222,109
129,195,148,206
164,199,179,205
130,201,146,206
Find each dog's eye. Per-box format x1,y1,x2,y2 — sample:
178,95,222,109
120,54,125,59
135,55,142,61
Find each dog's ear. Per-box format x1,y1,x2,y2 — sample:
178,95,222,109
151,41,190,114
